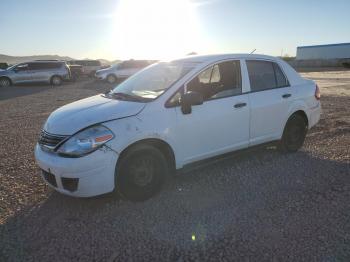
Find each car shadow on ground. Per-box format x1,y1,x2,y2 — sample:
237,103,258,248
0,83,57,101
1,147,349,261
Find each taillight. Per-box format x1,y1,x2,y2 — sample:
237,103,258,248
315,84,321,100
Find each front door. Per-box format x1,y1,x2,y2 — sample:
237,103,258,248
174,60,250,165
12,63,33,83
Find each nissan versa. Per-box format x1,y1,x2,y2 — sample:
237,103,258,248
35,54,321,201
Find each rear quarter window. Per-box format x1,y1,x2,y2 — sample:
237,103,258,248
273,63,289,87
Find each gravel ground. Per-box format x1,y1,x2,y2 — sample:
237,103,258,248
0,73,349,261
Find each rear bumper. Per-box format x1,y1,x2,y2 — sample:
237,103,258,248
309,102,321,128
34,144,118,197
61,73,71,81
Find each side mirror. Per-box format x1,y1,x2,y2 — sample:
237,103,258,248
181,91,204,114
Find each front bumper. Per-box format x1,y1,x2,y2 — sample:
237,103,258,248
34,144,118,197
95,73,107,80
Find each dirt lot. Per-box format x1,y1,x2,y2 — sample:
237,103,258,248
0,72,349,261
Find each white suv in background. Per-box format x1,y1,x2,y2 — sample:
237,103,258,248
35,54,321,201
95,60,155,84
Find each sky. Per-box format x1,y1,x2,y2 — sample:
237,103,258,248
0,0,349,60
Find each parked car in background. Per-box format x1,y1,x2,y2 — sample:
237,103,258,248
35,54,321,201
67,60,102,77
95,60,155,84
68,64,84,81
0,61,70,87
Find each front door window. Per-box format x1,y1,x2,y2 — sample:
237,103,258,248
187,60,242,100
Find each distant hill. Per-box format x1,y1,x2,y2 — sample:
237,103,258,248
0,54,119,66
0,54,74,65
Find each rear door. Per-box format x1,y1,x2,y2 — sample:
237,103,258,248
245,60,292,145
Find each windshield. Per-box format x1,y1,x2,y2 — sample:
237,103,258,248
110,62,195,101
111,63,120,69
7,64,19,70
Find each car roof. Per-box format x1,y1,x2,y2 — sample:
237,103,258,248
170,53,281,64
71,60,98,62
168,53,304,85
31,60,64,63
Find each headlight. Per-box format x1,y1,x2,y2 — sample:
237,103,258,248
56,125,114,157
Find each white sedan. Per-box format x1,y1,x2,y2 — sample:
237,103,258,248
35,54,321,201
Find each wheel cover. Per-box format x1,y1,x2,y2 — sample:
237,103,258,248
130,157,155,187
0,79,9,87
52,77,60,85
107,75,115,83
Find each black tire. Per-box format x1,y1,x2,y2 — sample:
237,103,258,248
0,77,11,87
279,114,308,152
116,145,168,201
51,75,62,86
107,74,117,84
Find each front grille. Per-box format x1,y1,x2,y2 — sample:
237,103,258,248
61,177,79,192
38,129,68,149
42,170,57,187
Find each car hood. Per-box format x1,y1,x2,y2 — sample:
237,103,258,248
0,69,10,75
43,95,146,135
96,67,113,74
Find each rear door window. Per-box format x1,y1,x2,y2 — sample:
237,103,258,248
246,60,289,92
28,63,42,70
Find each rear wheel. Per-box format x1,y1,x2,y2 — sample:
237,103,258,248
116,145,168,201
0,77,11,87
279,114,307,152
107,74,117,84
51,75,62,86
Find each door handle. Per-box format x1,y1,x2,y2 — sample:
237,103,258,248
282,94,291,98
234,102,247,108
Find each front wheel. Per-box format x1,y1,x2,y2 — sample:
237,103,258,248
116,145,168,201
107,74,117,84
0,77,11,87
279,114,308,152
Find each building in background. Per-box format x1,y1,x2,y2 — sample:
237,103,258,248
296,43,350,60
